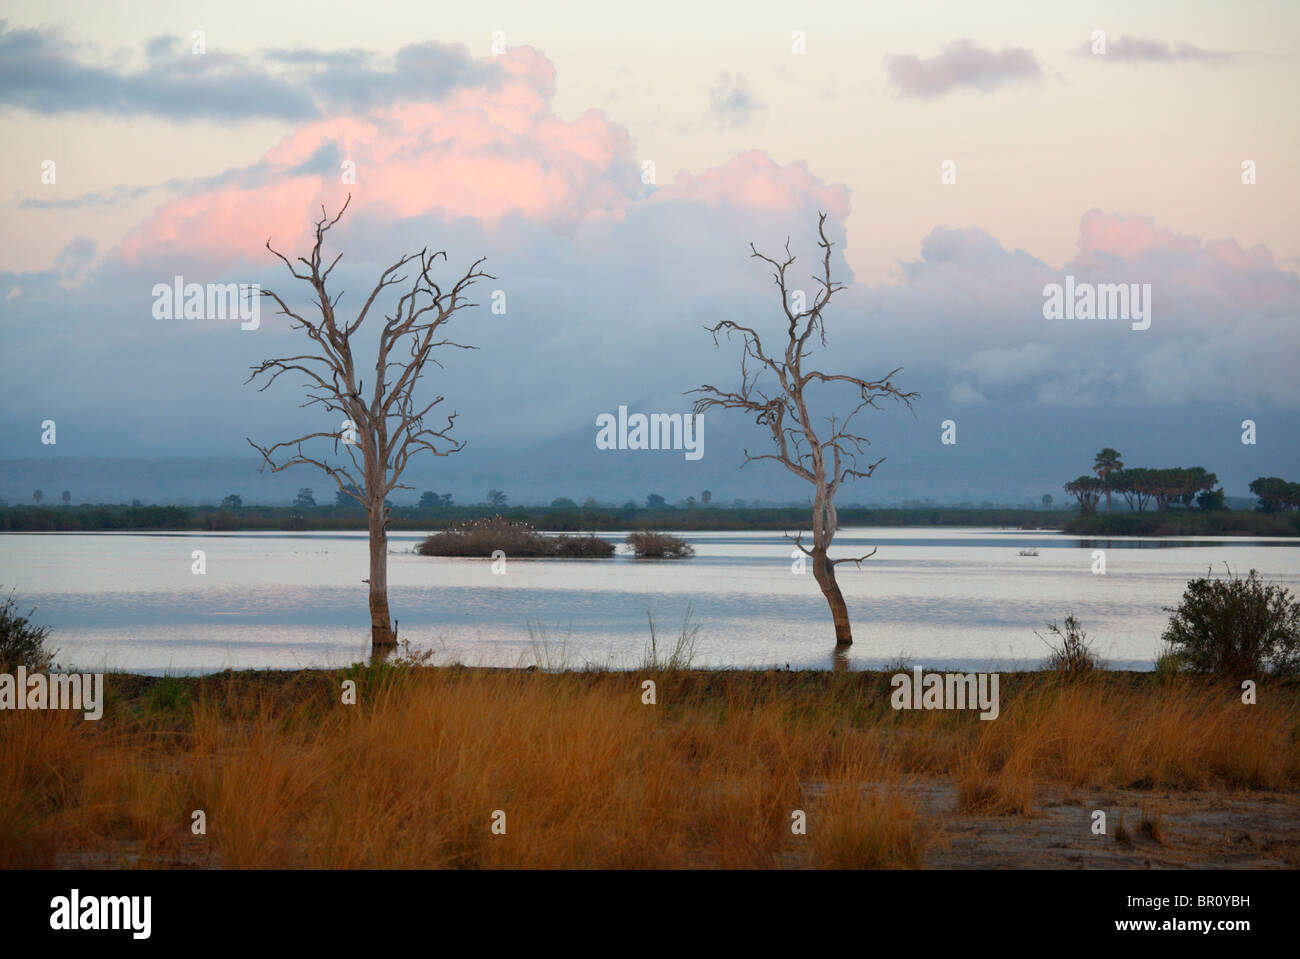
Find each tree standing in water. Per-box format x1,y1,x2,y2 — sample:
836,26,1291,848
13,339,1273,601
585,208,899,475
692,213,915,646
247,197,492,653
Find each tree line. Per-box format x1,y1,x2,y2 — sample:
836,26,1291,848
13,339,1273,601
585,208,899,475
1248,477,1300,512
1065,465,1220,514
1064,447,1293,514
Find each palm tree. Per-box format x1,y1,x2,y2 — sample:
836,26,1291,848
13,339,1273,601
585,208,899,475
1092,448,1123,512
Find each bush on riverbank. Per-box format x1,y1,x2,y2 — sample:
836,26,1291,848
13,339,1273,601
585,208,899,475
1161,567,1300,676
0,588,56,671
416,516,614,558
1037,615,1102,674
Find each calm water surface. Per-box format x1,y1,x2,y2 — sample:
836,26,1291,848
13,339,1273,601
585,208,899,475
2,528,1298,673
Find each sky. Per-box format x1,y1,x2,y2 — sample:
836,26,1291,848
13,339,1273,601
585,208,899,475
0,0,1297,504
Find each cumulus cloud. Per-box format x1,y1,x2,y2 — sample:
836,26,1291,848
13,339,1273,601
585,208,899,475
1,37,1294,504
0,39,855,462
1072,209,1298,307
108,48,848,275
884,40,1043,99
650,150,848,220
858,211,1300,409
113,47,641,264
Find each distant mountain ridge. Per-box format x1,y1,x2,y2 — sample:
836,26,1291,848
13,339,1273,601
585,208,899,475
2,404,1295,507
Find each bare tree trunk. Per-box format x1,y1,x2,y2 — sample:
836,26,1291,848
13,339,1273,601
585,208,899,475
812,548,852,646
367,505,396,647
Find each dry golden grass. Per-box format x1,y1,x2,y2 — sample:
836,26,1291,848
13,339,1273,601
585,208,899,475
1,669,1297,868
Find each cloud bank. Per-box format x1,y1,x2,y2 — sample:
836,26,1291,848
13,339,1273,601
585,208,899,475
1,36,1295,501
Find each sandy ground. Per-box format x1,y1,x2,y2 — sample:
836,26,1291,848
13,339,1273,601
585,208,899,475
52,782,1298,870
911,782,1300,869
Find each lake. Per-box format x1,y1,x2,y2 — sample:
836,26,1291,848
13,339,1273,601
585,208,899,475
2,528,1298,674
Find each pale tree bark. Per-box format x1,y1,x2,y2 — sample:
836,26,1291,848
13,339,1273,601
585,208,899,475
691,213,915,647
246,196,492,652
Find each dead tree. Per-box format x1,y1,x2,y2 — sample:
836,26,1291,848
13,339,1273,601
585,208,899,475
691,212,915,646
246,196,492,652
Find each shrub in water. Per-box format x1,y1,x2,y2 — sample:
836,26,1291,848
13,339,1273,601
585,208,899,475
549,533,617,558
625,530,694,558
417,517,613,558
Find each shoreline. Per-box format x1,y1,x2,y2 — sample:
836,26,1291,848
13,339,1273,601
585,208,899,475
3,504,1298,537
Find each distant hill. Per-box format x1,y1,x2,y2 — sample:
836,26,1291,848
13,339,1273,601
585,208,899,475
1,404,1294,507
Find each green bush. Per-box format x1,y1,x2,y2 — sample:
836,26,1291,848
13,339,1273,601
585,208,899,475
1154,643,1185,682
0,588,56,672
145,675,193,715
1160,566,1300,676
1196,487,1225,511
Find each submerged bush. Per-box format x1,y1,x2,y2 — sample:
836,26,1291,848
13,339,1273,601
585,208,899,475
1161,566,1300,676
549,533,617,558
0,588,56,672
417,517,613,558
625,530,694,558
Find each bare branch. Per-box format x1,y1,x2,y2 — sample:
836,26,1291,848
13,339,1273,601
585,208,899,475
246,199,491,592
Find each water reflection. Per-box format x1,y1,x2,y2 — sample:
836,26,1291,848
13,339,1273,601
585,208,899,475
3,528,1297,674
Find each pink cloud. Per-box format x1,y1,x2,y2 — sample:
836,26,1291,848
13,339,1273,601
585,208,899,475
116,47,639,265
113,47,851,272
1074,210,1200,264
652,150,849,219
1071,209,1297,306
